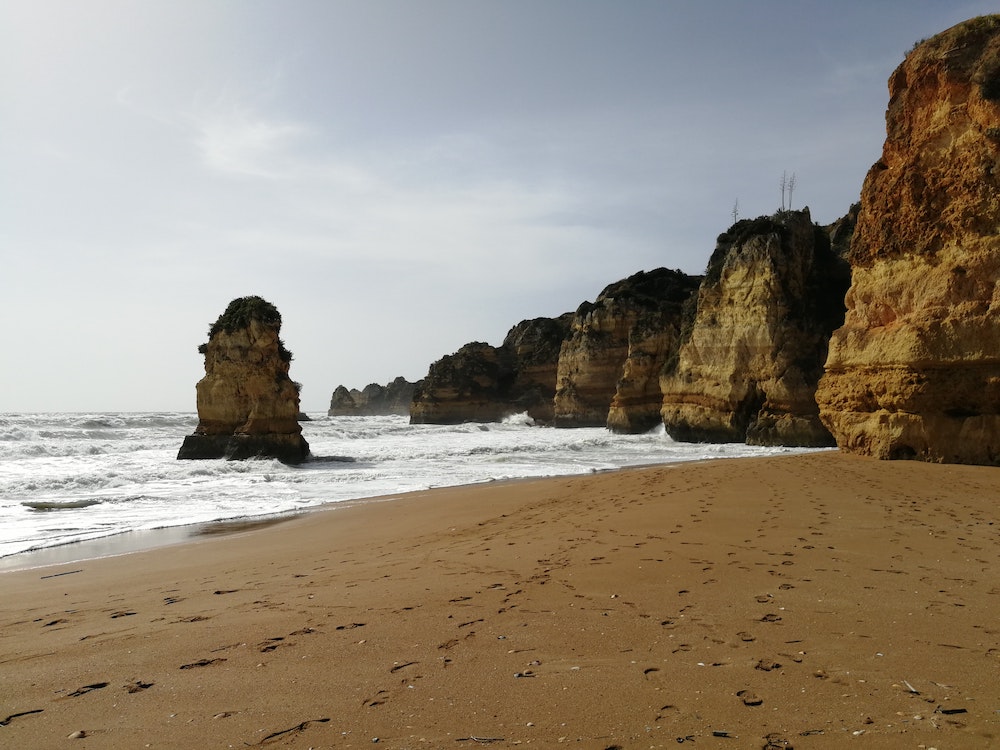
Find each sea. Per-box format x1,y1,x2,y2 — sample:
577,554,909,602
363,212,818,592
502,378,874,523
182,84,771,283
0,412,807,565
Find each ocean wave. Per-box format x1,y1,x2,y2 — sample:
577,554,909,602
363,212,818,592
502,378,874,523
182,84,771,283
0,411,810,560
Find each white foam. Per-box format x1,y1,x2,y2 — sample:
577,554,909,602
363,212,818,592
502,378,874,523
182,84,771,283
0,412,814,558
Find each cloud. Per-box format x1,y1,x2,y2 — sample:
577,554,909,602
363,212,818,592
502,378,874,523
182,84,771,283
192,104,310,178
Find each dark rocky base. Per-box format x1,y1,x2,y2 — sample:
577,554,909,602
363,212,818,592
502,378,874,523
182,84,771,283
177,434,310,465
664,420,836,447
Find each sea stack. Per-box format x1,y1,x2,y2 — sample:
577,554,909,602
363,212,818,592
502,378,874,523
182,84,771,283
817,16,1000,464
178,296,309,464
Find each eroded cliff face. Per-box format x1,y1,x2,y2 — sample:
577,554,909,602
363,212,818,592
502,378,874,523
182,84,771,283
817,16,1000,463
553,269,700,428
178,297,309,463
660,209,850,446
410,315,571,424
604,270,703,433
329,377,418,416
501,315,573,423
410,342,506,424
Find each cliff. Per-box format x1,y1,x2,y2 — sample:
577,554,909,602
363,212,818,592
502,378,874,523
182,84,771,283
177,296,309,464
329,377,418,416
553,269,701,428
501,315,574,423
409,315,571,424
602,270,703,433
817,16,1000,463
660,209,851,446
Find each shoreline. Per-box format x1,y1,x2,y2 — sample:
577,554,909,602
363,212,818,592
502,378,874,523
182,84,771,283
0,458,740,573
2,451,998,748
0,513,305,573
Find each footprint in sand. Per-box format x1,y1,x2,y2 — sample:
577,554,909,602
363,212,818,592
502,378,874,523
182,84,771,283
0,709,44,726
258,717,330,744
362,690,389,707
179,658,226,669
389,661,419,674
258,637,289,653
754,658,782,672
66,682,109,698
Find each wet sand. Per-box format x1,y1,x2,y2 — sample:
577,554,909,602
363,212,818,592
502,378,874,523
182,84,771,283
1,451,998,748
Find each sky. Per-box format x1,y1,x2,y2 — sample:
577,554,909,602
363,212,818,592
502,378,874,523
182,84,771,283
2,0,996,413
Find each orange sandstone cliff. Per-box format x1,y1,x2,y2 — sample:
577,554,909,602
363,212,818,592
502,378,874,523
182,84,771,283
661,209,851,446
817,16,1000,463
178,296,309,464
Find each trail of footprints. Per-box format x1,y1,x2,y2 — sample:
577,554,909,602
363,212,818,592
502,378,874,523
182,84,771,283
11,466,998,746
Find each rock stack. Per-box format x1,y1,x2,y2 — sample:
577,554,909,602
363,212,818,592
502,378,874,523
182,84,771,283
178,296,309,464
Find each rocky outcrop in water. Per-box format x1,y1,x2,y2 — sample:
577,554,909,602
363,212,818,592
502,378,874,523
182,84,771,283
329,377,418,416
660,209,851,446
817,16,1000,464
501,315,574,423
178,296,309,464
554,269,701,429
410,315,572,424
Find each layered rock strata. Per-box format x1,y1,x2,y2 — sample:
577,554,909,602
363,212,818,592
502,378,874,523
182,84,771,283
329,377,418,416
660,209,851,446
817,16,1000,463
410,315,571,424
178,296,309,464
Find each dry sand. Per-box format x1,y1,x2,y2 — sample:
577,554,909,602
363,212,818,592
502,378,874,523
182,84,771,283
1,451,998,749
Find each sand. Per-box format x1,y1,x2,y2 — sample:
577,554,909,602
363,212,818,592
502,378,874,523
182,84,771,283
1,451,998,749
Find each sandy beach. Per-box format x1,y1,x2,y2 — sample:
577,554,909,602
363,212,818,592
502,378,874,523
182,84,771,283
1,451,998,749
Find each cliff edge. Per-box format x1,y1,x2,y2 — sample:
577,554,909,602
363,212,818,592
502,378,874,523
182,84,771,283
817,16,1000,463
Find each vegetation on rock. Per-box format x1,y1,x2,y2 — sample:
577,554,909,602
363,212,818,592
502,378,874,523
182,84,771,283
200,296,293,362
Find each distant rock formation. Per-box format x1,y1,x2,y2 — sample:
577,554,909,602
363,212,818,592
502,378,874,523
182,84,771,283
554,269,701,429
660,209,851,446
178,296,309,464
329,377,418,416
818,16,1000,464
501,315,574,423
410,316,572,424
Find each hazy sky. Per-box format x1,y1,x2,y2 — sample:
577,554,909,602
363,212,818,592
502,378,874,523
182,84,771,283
2,1,994,413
